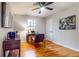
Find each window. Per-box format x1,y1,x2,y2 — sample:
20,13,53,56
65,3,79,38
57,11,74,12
27,20,36,32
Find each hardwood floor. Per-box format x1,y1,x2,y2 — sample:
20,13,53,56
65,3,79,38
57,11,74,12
21,40,79,57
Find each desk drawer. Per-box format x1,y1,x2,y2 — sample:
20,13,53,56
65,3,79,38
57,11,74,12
3,40,20,50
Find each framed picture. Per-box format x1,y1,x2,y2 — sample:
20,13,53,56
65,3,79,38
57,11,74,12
59,15,76,30
1,2,12,28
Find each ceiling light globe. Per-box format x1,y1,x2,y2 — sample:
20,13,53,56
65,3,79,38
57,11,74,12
41,7,45,11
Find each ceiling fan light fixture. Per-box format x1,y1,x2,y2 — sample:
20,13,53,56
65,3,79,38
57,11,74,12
41,7,45,11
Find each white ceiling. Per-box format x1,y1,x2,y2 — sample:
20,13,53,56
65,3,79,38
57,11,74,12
8,2,79,18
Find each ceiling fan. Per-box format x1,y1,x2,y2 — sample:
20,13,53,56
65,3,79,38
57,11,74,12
32,2,54,14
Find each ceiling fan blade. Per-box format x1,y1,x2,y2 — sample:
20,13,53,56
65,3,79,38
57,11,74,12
33,2,39,5
39,10,41,14
33,2,43,7
32,7,40,11
45,2,54,6
45,7,53,10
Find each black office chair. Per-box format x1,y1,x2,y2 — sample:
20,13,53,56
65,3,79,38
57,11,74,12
34,34,45,47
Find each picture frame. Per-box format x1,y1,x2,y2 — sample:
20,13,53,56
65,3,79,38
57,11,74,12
59,15,76,30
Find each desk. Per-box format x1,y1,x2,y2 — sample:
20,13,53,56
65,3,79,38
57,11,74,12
27,34,45,44
27,34,35,44
3,40,20,57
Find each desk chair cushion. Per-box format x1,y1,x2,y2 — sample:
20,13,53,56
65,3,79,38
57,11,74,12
35,34,44,43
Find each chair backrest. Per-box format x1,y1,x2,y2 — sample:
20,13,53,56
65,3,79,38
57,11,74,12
7,32,17,39
35,34,44,43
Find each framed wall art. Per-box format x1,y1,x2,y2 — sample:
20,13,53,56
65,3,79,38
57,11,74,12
59,15,76,30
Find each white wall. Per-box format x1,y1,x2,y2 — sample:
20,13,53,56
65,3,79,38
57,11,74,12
46,4,79,51
13,15,46,42
0,3,13,56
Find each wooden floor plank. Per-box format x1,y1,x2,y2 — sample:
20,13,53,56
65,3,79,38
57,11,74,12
20,40,79,57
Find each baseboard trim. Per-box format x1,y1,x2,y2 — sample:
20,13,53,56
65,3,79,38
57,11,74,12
49,40,79,52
